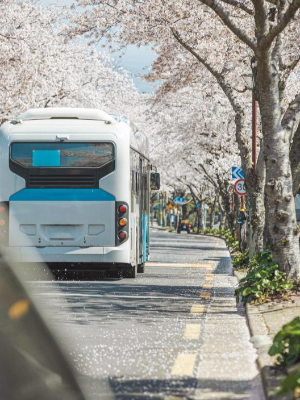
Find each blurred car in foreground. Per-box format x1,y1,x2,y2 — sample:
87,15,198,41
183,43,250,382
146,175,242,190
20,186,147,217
0,248,87,400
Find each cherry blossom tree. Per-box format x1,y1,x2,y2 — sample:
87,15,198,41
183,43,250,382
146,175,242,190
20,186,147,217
71,0,300,276
0,0,141,123
145,83,239,231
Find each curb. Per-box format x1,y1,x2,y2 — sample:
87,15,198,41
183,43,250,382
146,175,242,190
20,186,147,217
234,271,292,400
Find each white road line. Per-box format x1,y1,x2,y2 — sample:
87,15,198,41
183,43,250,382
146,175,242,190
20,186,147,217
183,324,201,340
171,353,196,376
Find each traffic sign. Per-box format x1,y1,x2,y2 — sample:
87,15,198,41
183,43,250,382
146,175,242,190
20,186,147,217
196,202,201,209
167,204,173,210
232,166,244,179
234,179,246,196
174,197,185,204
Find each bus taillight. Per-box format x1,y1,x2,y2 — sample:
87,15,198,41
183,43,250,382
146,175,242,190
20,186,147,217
119,205,127,214
118,231,127,240
116,201,129,246
118,218,127,227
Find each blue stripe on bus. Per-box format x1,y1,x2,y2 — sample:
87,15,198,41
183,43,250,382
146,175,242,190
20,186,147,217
9,189,115,202
141,214,149,263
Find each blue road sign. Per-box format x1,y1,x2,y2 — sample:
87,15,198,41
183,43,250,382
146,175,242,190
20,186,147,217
174,196,185,204
232,166,244,179
196,202,201,209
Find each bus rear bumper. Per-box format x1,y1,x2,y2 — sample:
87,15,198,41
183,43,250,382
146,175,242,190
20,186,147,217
6,243,131,264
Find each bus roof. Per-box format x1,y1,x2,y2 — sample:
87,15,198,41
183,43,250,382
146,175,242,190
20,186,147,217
15,108,115,123
1,108,150,159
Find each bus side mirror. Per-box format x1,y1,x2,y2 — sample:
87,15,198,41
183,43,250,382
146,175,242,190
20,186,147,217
150,172,160,190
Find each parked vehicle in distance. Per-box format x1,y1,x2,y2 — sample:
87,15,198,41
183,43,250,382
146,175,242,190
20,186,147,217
177,219,192,234
0,108,160,278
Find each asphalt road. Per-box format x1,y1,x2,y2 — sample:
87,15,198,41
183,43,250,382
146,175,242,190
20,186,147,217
30,229,265,400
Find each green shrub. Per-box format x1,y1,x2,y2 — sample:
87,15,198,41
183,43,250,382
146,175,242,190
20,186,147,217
277,365,300,398
269,317,300,367
232,249,250,270
229,240,239,252
269,318,300,398
235,250,293,304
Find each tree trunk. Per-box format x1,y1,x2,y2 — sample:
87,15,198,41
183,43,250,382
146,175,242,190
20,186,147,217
291,123,300,196
257,53,300,278
209,196,217,229
197,204,204,230
233,109,265,255
246,145,266,256
218,199,226,230
220,190,235,233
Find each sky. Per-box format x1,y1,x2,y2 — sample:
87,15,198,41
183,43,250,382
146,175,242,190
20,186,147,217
40,0,158,93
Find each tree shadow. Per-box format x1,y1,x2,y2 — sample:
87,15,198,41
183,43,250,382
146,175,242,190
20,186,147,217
108,375,262,400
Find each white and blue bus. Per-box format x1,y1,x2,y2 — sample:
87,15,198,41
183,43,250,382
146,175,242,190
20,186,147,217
0,108,159,278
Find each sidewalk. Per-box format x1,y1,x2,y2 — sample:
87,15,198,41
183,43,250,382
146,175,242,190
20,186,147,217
235,271,300,400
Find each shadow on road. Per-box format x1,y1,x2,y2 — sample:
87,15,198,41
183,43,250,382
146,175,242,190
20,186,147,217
108,375,260,399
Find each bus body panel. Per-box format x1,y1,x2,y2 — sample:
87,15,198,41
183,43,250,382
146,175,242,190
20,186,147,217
9,199,115,248
0,109,150,273
7,242,131,264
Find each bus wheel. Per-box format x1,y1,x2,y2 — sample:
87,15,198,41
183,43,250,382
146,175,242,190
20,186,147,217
123,264,137,278
138,263,145,273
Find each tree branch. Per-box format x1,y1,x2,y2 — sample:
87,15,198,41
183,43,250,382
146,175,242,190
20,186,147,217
281,54,300,83
196,0,256,51
260,0,300,49
282,93,300,143
170,28,241,114
218,0,254,15
250,0,269,38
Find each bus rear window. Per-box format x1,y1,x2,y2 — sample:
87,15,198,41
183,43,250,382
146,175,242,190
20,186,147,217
10,142,114,168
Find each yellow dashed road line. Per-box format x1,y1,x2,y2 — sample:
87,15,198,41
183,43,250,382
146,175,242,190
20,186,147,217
190,304,205,314
203,284,213,289
164,397,183,400
205,276,214,281
145,262,213,269
200,292,211,299
171,353,196,376
183,324,201,340
164,397,182,400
